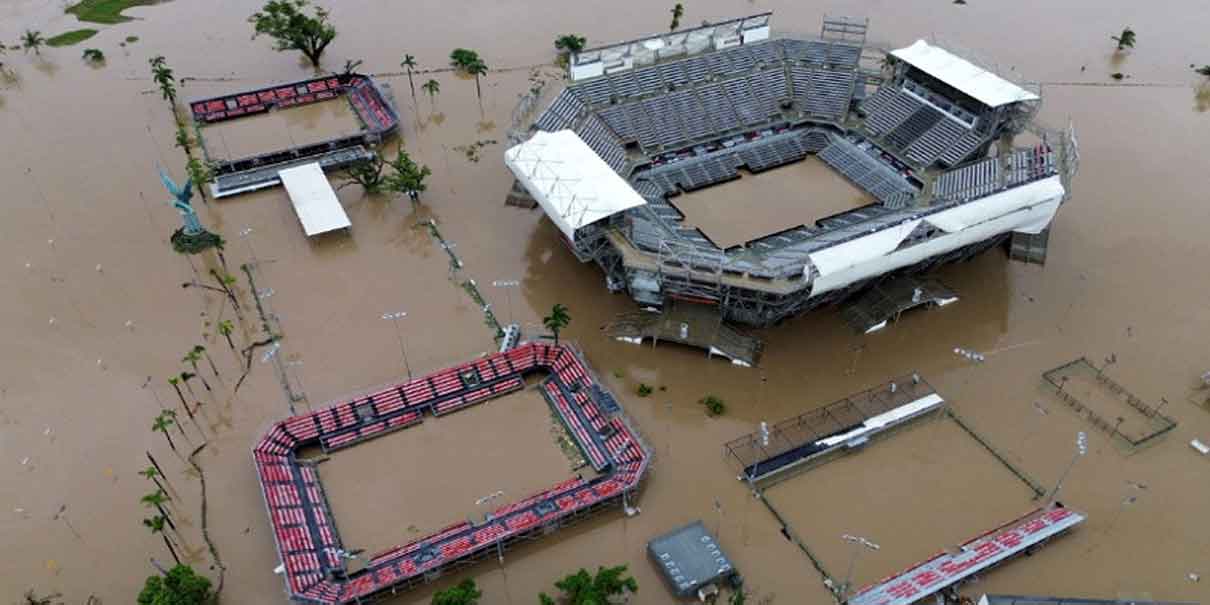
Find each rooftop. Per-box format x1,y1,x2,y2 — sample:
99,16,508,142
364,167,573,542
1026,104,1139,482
647,520,736,598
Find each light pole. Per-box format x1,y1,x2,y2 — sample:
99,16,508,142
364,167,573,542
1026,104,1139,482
840,534,880,603
473,490,506,564
492,280,519,326
381,311,412,380
1047,431,1088,503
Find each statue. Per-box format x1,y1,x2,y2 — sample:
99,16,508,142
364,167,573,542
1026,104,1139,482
162,166,222,254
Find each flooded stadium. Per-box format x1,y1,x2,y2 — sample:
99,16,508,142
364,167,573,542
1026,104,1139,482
2,0,1210,604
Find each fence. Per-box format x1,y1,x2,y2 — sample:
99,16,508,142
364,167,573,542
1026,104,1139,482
1042,357,1178,449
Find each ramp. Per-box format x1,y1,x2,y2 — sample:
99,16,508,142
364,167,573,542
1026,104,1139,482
604,302,762,367
278,162,351,236
841,277,957,334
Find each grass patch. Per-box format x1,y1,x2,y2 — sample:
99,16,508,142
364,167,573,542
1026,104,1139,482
46,29,98,47
66,0,159,25
125,35,139,43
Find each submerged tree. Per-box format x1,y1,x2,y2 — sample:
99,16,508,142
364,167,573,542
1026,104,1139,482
432,579,482,605
82,48,105,63
383,149,432,203
401,53,417,99
249,0,337,68
22,30,45,55
539,565,637,605
669,3,685,32
1111,27,1136,50
543,303,571,345
422,78,440,104
137,564,212,605
554,34,587,57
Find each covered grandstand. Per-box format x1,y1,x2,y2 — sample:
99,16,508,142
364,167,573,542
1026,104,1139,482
506,15,1078,327
252,342,651,604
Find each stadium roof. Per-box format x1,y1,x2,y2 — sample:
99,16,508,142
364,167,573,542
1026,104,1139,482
278,162,351,236
892,40,1039,108
504,129,647,241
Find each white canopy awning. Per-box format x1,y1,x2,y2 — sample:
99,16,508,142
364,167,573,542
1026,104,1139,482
278,163,351,236
504,130,647,241
892,40,1039,108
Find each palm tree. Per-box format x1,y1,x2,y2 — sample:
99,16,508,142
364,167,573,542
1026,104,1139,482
182,349,212,392
149,56,177,106
22,30,45,55
543,303,571,345
139,465,171,494
168,376,188,409
141,489,176,532
178,371,198,398
400,53,417,100
467,58,487,103
194,344,220,379
143,515,181,565
217,320,237,352
554,34,587,57
1111,27,1136,50
422,78,440,106
152,413,178,455
669,4,685,31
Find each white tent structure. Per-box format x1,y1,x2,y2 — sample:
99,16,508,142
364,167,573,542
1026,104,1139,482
278,162,351,237
892,40,1039,108
504,130,647,241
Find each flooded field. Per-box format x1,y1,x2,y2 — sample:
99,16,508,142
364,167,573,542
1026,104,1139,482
317,388,576,556
669,157,872,248
199,99,364,160
3,0,1210,604
764,415,1038,591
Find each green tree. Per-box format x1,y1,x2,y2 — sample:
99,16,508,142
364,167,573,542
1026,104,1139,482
1111,27,1136,50
542,303,571,345
383,148,432,203
152,411,178,454
422,78,440,104
149,55,177,106
22,30,46,55
142,515,181,565
217,319,237,351
401,53,418,99
194,344,220,378
432,578,482,605
82,48,104,63
669,4,685,31
554,34,587,56
450,48,487,101
249,0,337,68
538,565,637,605
182,348,212,392
342,152,387,194
167,376,188,409
137,564,212,605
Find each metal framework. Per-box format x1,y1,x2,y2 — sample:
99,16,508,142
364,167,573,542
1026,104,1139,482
1043,357,1178,448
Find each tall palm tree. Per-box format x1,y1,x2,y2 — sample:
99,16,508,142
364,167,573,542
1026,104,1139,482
467,58,488,102
167,376,188,409
139,465,171,494
22,30,45,55
152,413,178,454
182,349,212,392
1111,27,1136,50
194,344,220,379
422,78,440,106
218,320,237,352
401,53,417,100
143,515,181,565
141,489,176,532
543,304,571,345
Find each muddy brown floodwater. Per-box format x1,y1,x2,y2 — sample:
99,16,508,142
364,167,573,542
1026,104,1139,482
2,1,1210,604
669,158,872,249
199,99,365,161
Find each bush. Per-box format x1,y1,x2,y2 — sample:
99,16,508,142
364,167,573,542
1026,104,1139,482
699,395,726,416
637,383,653,397
137,565,212,605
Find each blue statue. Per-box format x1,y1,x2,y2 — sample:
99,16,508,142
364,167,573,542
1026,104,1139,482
160,167,202,235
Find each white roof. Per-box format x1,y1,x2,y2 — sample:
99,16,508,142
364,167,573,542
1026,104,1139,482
892,40,1039,108
278,163,351,236
504,130,647,241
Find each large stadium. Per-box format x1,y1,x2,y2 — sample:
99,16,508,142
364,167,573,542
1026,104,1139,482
506,14,1078,327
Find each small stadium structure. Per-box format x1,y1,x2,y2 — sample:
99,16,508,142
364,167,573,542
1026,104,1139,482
506,15,1078,327
253,342,651,604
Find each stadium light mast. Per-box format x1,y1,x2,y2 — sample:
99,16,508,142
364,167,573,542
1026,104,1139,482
381,311,412,380
840,534,880,604
492,280,520,325
1047,431,1088,503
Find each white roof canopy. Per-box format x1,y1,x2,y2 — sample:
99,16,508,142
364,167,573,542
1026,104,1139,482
278,163,351,236
892,40,1039,108
504,130,647,241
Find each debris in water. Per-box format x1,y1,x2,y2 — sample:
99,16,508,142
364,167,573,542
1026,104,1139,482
1189,572,1200,582
125,320,135,329
20,457,30,465
48,317,56,325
